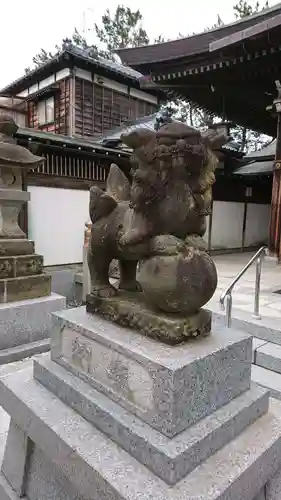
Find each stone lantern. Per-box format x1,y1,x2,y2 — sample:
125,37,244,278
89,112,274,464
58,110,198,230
0,115,51,303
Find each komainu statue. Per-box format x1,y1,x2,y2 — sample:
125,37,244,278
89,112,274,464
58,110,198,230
86,121,229,344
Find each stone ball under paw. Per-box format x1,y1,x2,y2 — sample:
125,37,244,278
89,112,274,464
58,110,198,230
138,248,217,314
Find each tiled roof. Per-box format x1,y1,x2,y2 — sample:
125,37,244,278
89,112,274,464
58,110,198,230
96,113,241,155
68,45,143,81
115,4,281,66
95,113,159,148
244,139,276,160
15,126,130,156
234,160,273,175
234,139,276,176
0,45,145,95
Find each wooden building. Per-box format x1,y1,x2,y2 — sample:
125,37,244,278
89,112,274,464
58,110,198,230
0,45,163,266
116,3,281,258
0,44,161,139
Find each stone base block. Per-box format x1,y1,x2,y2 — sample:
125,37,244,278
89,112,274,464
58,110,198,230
0,273,51,303
1,368,281,500
0,239,35,256
86,291,212,344
0,293,66,355
34,356,269,484
0,472,19,500
51,307,252,437
0,254,43,280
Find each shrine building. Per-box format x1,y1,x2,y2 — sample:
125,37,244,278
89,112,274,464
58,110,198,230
116,3,281,259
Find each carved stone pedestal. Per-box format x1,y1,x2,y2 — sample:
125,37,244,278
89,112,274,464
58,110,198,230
0,116,65,363
0,239,51,303
1,307,281,499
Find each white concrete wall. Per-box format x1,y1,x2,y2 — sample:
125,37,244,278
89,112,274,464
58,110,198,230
244,203,270,247
27,188,271,266
209,201,270,250
28,186,89,266
211,201,244,249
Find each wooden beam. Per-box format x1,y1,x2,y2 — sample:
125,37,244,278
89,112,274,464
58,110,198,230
209,14,281,52
269,83,281,261
27,173,105,191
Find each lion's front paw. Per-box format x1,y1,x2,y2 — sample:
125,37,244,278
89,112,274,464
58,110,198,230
91,284,117,298
119,281,142,293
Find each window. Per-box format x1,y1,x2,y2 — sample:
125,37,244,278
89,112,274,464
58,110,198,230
37,96,54,125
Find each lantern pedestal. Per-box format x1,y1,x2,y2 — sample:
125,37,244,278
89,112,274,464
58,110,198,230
0,116,65,364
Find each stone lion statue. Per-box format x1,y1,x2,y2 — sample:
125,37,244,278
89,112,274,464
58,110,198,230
87,121,229,305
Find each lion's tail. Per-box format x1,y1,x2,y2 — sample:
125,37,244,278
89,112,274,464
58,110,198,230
89,164,131,224
105,163,131,202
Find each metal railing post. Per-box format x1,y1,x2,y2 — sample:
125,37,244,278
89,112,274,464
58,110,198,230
219,246,267,328
253,256,262,320
225,293,232,328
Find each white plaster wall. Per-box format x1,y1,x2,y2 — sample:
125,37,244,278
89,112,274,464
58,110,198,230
203,215,210,246
28,186,89,266
244,203,270,247
211,201,244,249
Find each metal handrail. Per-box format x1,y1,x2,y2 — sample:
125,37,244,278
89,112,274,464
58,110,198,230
220,246,267,328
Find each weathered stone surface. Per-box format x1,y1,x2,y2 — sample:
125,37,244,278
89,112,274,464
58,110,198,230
256,342,281,374
86,290,212,344
34,356,269,484
86,121,228,339
0,273,51,303
0,239,35,256
14,254,43,277
0,293,66,351
267,467,281,500
0,339,50,365
0,254,43,280
51,307,252,437
1,369,281,500
0,257,14,279
25,445,86,500
138,249,217,314
1,421,31,496
0,473,19,500
0,190,30,239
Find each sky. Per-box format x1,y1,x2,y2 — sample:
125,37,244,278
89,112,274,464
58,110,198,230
0,0,274,89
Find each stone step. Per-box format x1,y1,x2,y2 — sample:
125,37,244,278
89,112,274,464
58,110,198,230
0,254,43,280
255,342,281,375
0,368,281,500
0,273,51,303
210,303,281,345
252,365,281,400
252,337,268,363
34,356,269,485
0,339,50,366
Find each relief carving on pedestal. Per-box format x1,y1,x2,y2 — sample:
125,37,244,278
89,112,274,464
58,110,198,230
71,336,92,373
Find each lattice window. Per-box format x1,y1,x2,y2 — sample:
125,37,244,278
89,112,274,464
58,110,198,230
29,152,107,181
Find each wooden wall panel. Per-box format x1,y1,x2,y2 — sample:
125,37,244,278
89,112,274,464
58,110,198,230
27,78,70,135
74,77,158,137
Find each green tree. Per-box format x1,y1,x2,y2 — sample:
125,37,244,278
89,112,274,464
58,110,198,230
94,6,149,56
25,6,150,73
233,0,269,18
24,32,94,74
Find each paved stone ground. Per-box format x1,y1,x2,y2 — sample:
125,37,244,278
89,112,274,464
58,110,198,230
209,252,281,323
